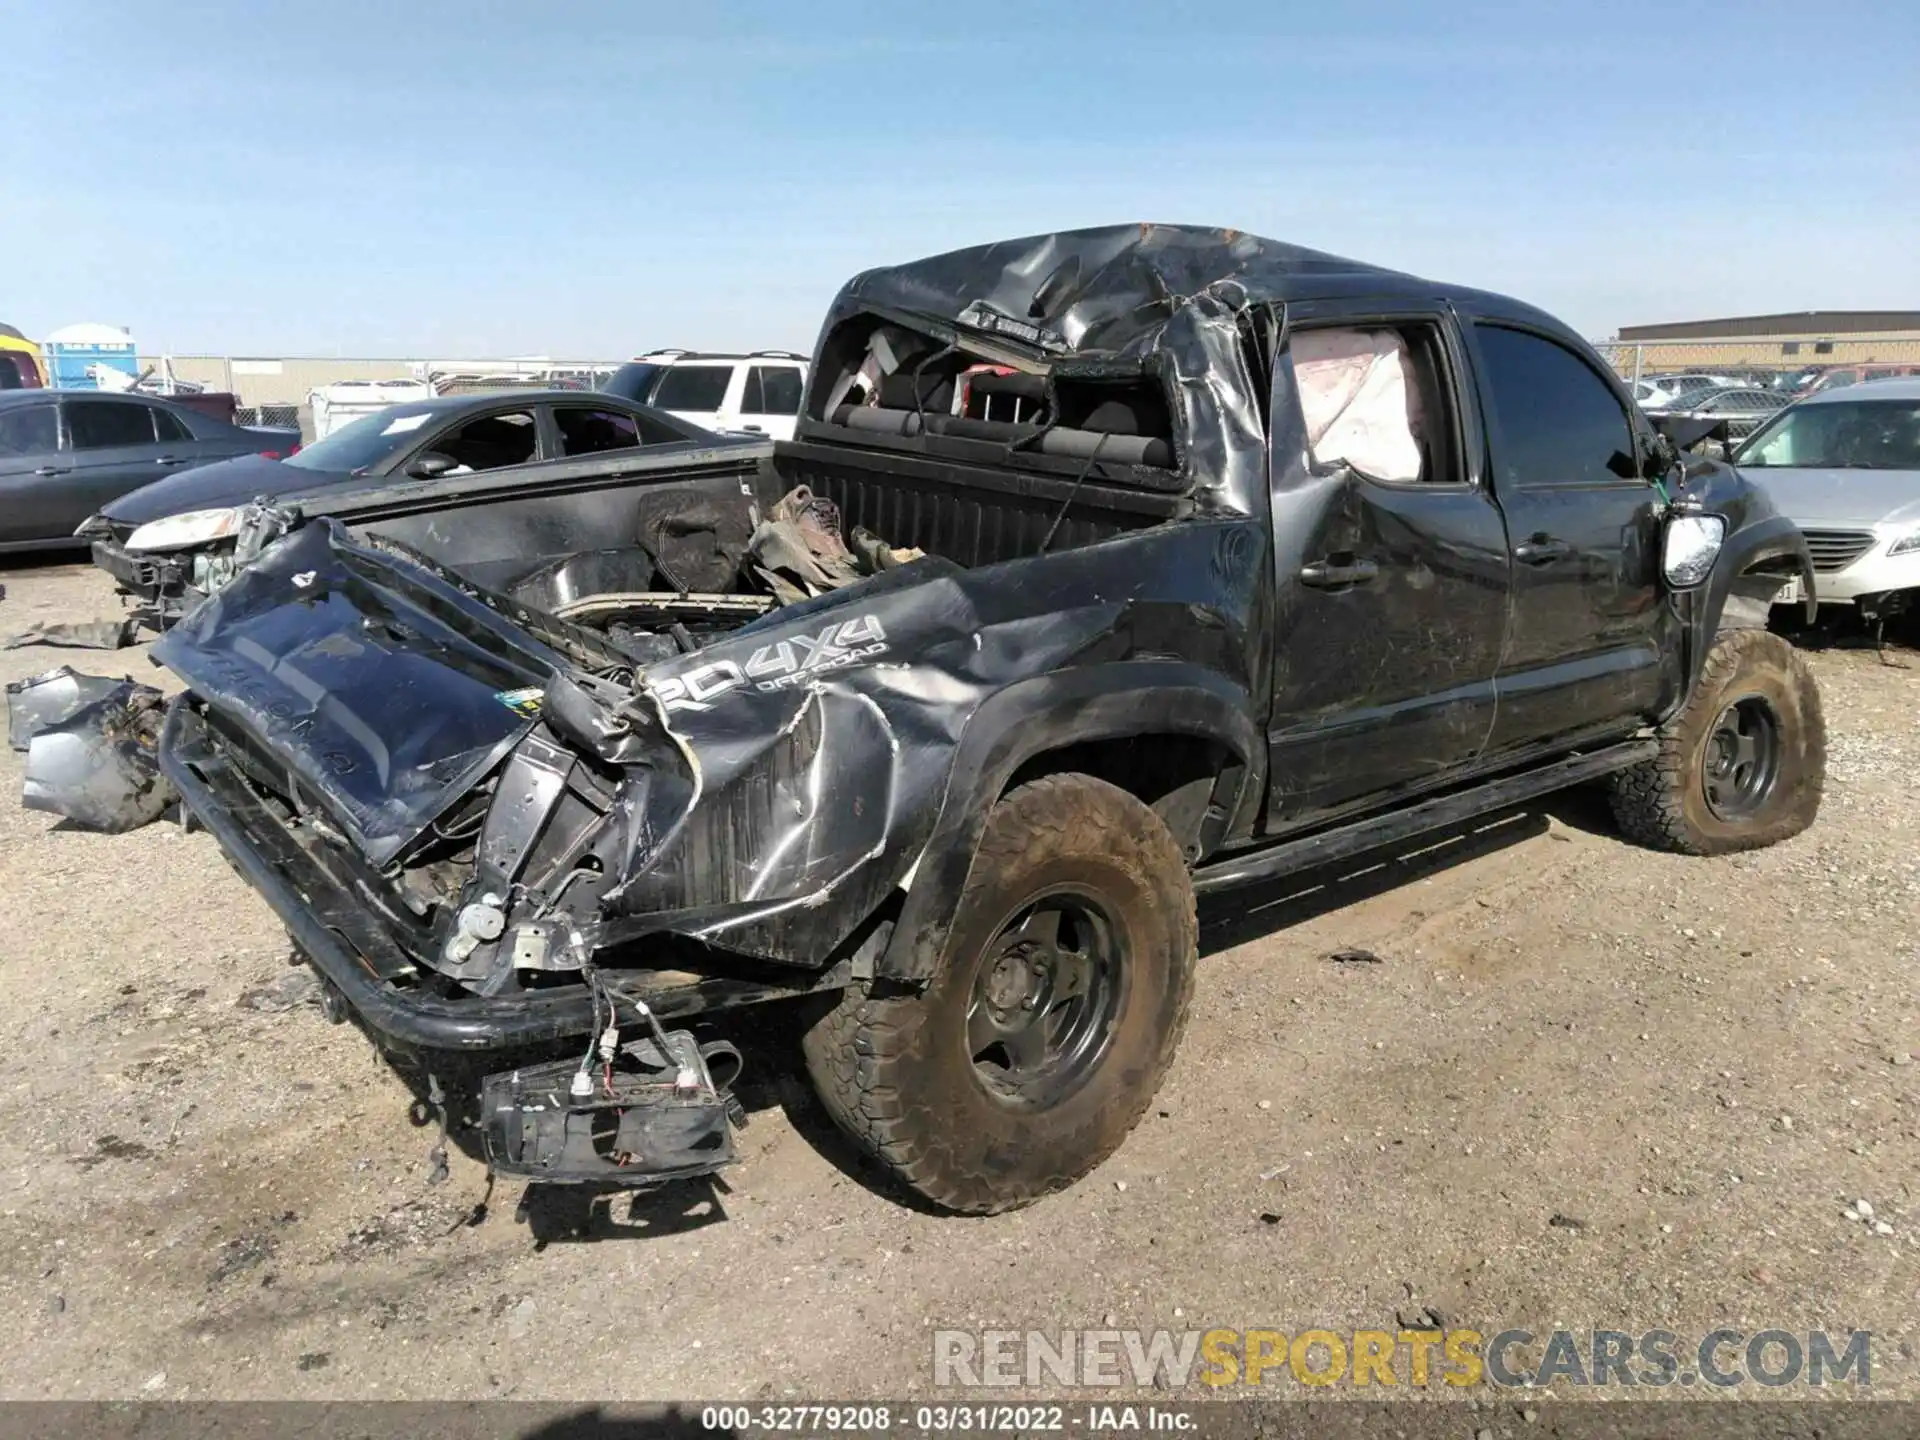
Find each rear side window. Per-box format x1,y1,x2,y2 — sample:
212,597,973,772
66,400,156,450
554,407,642,457
602,361,663,404
744,365,803,416
152,407,193,443
1475,325,1636,488
649,364,733,413
0,403,58,455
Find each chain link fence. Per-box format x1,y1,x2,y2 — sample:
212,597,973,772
233,403,301,429
1592,336,1920,384
134,355,626,442
1589,336,1920,447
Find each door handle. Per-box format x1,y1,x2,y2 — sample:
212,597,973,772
739,424,765,433
1513,536,1572,565
1300,556,1380,588
34,466,72,477
155,455,189,466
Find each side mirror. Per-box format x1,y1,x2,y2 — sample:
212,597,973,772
406,452,458,480
1650,413,1731,455
1640,431,1679,480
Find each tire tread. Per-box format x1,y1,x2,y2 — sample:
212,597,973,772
1610,628,1824,856
803,774,1196,1213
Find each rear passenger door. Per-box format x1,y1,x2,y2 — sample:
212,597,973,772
0,400,65,544
738,364,805,440
59,398,175,527
1464,320,1676,753
1263,305,1513,827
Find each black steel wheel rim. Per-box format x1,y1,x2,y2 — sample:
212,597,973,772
965,890,1126,1107
1702,694,1782,820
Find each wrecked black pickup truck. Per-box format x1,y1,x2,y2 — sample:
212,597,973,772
117,226,1825,1214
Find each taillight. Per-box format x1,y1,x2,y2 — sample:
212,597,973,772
258,450,284,460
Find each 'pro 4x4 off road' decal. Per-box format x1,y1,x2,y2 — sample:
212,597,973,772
653,615,889,714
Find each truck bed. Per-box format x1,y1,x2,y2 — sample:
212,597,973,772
774,437,1182,570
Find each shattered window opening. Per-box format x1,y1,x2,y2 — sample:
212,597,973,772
813,312,1181,479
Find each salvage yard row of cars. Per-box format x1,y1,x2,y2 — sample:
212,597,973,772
6,222,1910,1215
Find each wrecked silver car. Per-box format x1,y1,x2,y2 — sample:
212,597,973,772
93,226,1821,1213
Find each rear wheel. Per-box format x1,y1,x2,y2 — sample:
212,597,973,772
802,774,1196,1214
1610,628,1824,855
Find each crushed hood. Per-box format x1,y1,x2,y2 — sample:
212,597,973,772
153,521,559,866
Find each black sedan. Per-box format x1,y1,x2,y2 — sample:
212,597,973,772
0,390,298,553
85,389,762,621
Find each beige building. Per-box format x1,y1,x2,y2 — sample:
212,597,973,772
1606,311,1920,373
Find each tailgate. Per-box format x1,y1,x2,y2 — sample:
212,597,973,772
153,520,562,867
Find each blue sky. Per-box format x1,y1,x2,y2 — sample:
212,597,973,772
4,0,1915,357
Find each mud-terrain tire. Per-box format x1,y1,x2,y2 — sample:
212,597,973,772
802,774,1197,1214
1610,628,1825,855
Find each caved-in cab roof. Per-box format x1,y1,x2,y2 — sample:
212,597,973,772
799,223,1583,513
815,222,1576,360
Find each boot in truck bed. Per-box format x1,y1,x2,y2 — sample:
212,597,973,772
150,224,1821,1212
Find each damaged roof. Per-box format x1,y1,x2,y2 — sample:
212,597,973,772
820,222,1560,359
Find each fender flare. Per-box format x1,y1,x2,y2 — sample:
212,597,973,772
1685,513,1813,696
874,662,1263,984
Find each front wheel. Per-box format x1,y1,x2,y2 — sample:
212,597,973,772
1610,628,1825,855
802,774,1197,1214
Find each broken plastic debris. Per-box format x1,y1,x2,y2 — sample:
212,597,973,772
21,681,176,832
4,618,135,651
7,667,137,752
1327,947,1384,965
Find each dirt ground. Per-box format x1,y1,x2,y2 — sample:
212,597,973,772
0,555,1914,1405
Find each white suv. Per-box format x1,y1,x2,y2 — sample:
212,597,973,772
627,351,808,440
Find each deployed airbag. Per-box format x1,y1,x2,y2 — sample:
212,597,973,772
1290,328,1423,484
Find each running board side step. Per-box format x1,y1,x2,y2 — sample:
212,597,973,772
1192,739,1657,896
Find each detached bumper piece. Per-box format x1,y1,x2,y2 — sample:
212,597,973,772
480,1031,742,1187
8,667,135,752
91,538,186,599
12,670,176,832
